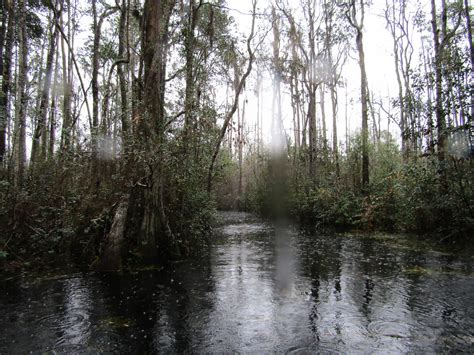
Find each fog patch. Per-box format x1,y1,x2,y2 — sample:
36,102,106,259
447,130,470,159
97,134,118,161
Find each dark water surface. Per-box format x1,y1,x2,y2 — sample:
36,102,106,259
1,211,474,353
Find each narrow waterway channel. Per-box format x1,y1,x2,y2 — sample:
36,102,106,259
1,211,473,353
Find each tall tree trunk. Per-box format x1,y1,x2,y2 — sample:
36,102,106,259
421,38,435,154
385,0,413,159
48,48,60,159
290,78,297,154
142,0,174,136
238,98,245,196
0,0,7,167
139,0,176,259
301,71,308,148
183,0,198,145
225,80,233,157
207,0,256,192
91,0,99,171
431,0,452,191
294,77,301,150
59,7,72,153
0,0,4,164
14,0,28,187
357,27,370,188
288,17,301,151
0,0,14,167
465,0,474,155
118,0,129,143
129,0,141,136
331,87,340,178
31,11,58,169
307,1,318,177
256,71,262,157
91,2,118,175
308,89,317,175
0,0,7,166
345,0,370,188
394,25,407,157
345,81,349,154
322,0,345,178
320,85,328,158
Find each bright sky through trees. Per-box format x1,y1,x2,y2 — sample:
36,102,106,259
225,0,437,148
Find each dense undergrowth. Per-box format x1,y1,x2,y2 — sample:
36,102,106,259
240,133,474,241
1,132,473,275
0,152,216,274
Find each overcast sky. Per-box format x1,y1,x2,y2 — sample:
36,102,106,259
222,0,438,149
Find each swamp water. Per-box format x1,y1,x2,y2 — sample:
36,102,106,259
1,211,473,353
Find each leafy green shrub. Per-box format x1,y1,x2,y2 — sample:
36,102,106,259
171,186,216,255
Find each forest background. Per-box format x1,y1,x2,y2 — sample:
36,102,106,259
0,0,472,272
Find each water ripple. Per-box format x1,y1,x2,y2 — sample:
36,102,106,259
368,320,411,338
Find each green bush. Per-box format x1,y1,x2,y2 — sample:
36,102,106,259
244,128,473,241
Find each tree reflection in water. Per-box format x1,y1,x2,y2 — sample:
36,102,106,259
1,211,473,353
